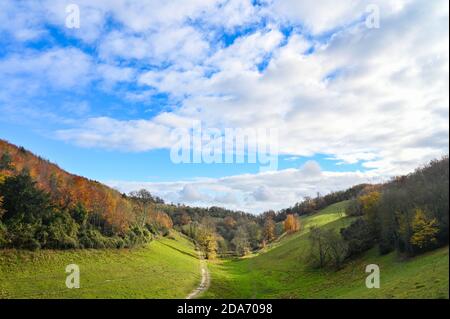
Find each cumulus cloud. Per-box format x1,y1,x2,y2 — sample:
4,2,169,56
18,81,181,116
252,185,275,202
57,0,448,177
56,117,174,151
179,184,209,202
106,160,383,213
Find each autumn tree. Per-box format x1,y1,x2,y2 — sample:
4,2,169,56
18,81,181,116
358,191,381,232
224,216,237,228
153,211,173,230
410,208,439,250
197,227,217,259
180,212,191,225
284,214,300,233
129,189,155,226
263,217,276,242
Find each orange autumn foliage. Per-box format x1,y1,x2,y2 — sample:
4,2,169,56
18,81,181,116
284,214,300,233
0,139,143,233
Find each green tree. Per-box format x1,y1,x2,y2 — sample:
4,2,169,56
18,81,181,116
0,152,13,171
341,218,375,257
0,170,52,224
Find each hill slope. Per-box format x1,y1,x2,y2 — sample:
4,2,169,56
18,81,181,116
1,139,135,231
0,231,200,298
203,201,449,299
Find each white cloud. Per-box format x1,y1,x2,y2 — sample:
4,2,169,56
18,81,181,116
56,117,174,151
106,160,383,213
179,184,209,202
0,48,94,91
57,0,448,177
252,185,275,202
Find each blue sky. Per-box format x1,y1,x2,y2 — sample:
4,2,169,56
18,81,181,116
0,0,448,213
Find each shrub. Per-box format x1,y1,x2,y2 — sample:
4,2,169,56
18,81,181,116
6,221,41,250
78,228,107,249
0,222,8,247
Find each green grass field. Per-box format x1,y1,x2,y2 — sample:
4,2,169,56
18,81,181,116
0,232,200,299
1,201,448,299
203,201,449,299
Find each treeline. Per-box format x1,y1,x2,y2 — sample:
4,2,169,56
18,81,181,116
0,170,153,249
307,157,449,270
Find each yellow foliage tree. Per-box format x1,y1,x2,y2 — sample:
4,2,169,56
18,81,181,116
358,191,381,228
284,214,300,233
198,228,217,259
263,217,276,242
358,191,381,215
410,208,439,249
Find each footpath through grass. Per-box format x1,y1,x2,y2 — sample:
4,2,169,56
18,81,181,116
203,201,449,299
0,232,200,299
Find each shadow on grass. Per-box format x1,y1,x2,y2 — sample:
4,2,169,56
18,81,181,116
158,241,198,259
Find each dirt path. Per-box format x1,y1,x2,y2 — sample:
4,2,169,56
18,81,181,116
186,250,210,299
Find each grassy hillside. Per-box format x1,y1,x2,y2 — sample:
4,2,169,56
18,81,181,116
0,232,200,299
203,201,449,299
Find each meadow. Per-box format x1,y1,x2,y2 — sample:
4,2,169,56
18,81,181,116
1,201,448,299
202,201,449,299
0,232,200,299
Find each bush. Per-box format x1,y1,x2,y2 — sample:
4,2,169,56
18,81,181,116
6,221,41,250
0,222,8,247
78,228,107,249
124,226,152,247
40,210,80,249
